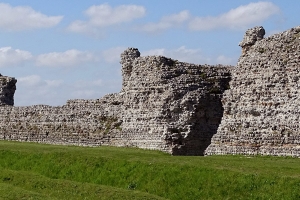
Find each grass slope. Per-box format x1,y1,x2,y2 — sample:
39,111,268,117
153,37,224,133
0,141,300,199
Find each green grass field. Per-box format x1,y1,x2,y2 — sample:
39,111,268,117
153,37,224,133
0,141,300,200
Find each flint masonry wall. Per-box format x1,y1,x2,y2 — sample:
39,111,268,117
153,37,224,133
119,48,231,155
3,25,300,156
0,94,123,146
0,48,231,155
205,26,300,157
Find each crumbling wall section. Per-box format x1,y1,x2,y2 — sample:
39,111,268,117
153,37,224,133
206,26,300,157
118,48,232,155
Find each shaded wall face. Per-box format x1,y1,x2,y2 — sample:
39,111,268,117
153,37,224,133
176,95,224,155
0,76,17,106
167,73,230,156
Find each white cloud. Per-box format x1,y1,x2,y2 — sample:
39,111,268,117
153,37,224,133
45,80,64,87
86,4,146,26
16,75,65,105
66,79,104,99
18,75,43,87
0,3,63,31
17,75,63,104
143,46,237,65
141,10,190,33
138,2,279,33
142,48,166,56
0,47,100,68
16,75,106,106
189,2,280,31
0,47,32,67
101,47,126,63
36,49,96,67
143,46,205,64
18,75,63,88
67,4,146,35
70,79,105,99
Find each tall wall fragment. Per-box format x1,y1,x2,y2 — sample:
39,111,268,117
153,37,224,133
205,26,300,157
119,48,232,155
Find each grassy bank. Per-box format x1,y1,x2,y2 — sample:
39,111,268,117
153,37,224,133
0,141,299,199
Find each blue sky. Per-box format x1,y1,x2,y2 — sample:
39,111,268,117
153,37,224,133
0,0,298,106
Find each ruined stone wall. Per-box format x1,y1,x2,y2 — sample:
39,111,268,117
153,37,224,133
206,26,300,157
119,48,231,155
0,93,123,146
0,48,231,155
5,25,300,157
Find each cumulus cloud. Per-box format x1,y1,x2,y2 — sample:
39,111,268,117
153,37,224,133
15,75,107,106
36,49,96,67
143,46,206,64
0,3,63,31
0,47,100,68
0,47,32,67
18,76,104,101
67,4,146,35
18,75,43,87
18,75,63,88
70,79,105,100
143,46,237,65
101,47,126,63
140,10,190,33
16,75,65,105
138,2,279,33
189,2,280,31
45,80,64,87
